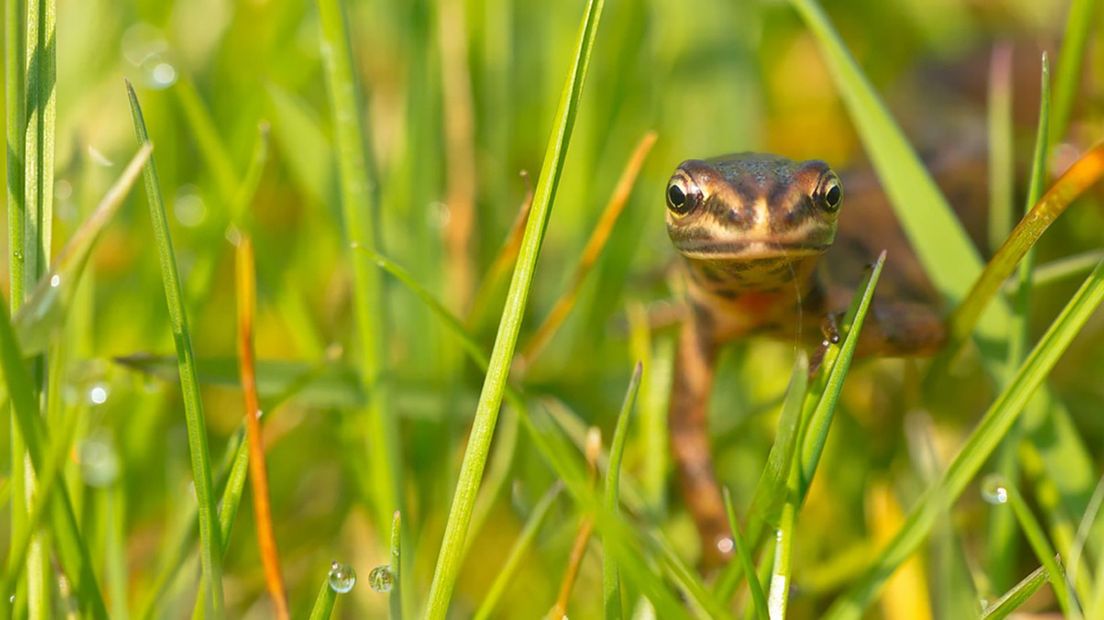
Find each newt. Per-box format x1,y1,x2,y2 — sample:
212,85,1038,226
665,153,949,567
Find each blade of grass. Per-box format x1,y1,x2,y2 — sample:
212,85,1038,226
126,80,224,616
235,235,289,619
473,483,563,620
981,565,1048,620
603,361,642,620
306,568,338,620
1050,0,1099,144
315,0,401,537
988,51,1049,594
517,131,657,368
723,488,769,620
368,249,690,617
743,353,808,547
0,295,107,619
987,476,1080,619
13,144,152,355
466,172,532,328
423,0,606,614
947,140,1104,352
825,259,1104,620
1003,250,1104,293
389,511,402,620
716,253,886,602
173,75,238,202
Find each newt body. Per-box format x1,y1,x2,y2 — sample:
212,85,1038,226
665,153,947,566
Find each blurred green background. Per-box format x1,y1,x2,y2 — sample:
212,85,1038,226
2,0,1103,617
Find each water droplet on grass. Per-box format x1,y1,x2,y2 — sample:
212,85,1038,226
981,475,1008,505
79,435,120,487
328,562,357,594
368,565,394,593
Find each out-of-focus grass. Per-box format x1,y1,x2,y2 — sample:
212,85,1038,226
0,0,1102,617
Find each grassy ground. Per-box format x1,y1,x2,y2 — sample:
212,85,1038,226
1,0,1104,617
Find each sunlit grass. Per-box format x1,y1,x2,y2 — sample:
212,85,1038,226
0,0,1102,617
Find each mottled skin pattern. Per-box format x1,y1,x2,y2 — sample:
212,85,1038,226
665,153,945,567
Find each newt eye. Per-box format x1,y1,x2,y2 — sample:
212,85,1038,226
666,177,700,215
816,172,843,213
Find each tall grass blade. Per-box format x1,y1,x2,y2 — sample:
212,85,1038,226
990,476,1081,618
126,80,224,616
368,248,690,617
981,565,1048,620
1050,0,1099,144
825,259,1104,619
389,511,402,620
722,488,768,619
0,294,107,619
604,362,642,619
947,141,1104,351
423,0,607,614
314,0,401,537
13,145,151,355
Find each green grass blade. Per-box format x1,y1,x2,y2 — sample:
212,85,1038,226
716,253,886,601
825,259,1104,619
315,0,401,536
423,0,606,614
948,140,1104,352
13,145,151,356
306,570,338,620
603,361,641,620
1008,250,1104,293
173,76,238,202
473,483,563,620
988,476,1081,619
788,0,993,318
126,80,224,616
1050,0,1099,144
723,488,769,620
744,353,808,545
390,511,402,620
980,565,1048,620
368,249,690,617
0,295,107,619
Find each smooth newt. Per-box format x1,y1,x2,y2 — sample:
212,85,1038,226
665,153,948,566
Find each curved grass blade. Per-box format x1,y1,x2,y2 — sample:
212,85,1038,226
13,145,151,355
370,249,690,617
981,565,1048,620
723,488,768,620
825,259,1104,620
126,80,224,616
0,298,107,619
306,568,338,620
990,476,1081,619
473,483,563,620
423,0,607,614
715,253,886,602
604,362,642,619
947,141,1104,352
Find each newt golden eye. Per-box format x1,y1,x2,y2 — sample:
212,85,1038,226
666,179,700,215
816,173,842,212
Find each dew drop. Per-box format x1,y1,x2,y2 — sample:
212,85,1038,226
50,274,61,288
328,562,357,594
148,61,177,88
88,383,109,405
367,564,394,593
173,185,207,227
716,537,735,554
981,475,1008,505
13,250,23,261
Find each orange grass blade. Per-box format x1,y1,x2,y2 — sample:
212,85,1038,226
517,130,658,369
948,141,1104,350
235,235,290,620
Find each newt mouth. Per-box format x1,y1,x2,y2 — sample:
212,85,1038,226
676,239,831,260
